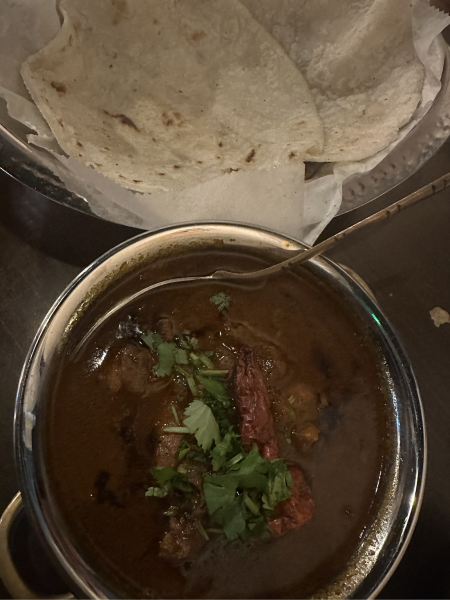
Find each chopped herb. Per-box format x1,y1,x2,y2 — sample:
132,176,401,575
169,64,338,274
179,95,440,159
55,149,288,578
199,353,215,369
146,466,198,498
178,446,190,460
203,445,293,540
186,335,199,349
145,486,170,498
195,520,210,540
175,365,190,377
262,460,292,511
196,375,230,404
189,352,202,366
203,474,245,540
225,452,245,468
174,348,189,365
163,426,190,434
243,490,260,515
171,405,180,425
210,292,231,311
288,395,296,404
153,341,176,377
198,369,229,377
175,365,200,396
210,429,242,471
141,331,163,351
183,400,221,451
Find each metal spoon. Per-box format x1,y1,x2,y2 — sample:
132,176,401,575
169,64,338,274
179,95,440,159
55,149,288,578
73,171,450,355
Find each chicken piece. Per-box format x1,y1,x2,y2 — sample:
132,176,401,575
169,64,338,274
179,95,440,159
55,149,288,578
234,346,278,460
155,433,183,467
155,317,175,341
273,383,321,450
178,460,209,489
159,515,207,560
268,467,315,535
99,343,157,395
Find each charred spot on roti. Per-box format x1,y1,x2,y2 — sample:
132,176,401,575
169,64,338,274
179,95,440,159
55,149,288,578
289,151,297,159
191,31,207,42
103,110,140,132
112,0,129,25
57,119,64,128
162,111,186,127
246,148,256,163
76,141,83,147
51,81,66,94
133,179,142,183
218,141,223,147
159,173,166,176
173,165,181,169
162,113,174,126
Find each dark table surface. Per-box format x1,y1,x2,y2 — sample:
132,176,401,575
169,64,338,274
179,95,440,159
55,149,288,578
1,136,450,598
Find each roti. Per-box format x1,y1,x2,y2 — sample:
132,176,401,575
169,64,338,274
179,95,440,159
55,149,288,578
21,0,324,193
240,0,425,163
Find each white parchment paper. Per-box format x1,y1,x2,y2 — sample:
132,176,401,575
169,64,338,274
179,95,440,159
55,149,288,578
0,0,449,243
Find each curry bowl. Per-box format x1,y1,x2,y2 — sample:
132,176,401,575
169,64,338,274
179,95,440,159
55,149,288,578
6,224,424,599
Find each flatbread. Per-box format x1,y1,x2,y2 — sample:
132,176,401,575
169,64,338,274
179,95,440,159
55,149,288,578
21,0,324,193
240,0,425,163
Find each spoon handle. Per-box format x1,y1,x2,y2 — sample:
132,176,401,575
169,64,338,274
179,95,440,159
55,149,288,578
214,171,450,280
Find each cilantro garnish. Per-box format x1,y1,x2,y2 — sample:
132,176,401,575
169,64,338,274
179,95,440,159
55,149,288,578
144,330,293,543
210,292,231,311
203,446,292,540
210,429,242,471
153,341,176,377
141,332,195,378
196,375,230,404
183,400,221,451
145,466,198,498
141,331,163,351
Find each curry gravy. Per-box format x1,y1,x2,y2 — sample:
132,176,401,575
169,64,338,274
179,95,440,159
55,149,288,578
44,250,389,598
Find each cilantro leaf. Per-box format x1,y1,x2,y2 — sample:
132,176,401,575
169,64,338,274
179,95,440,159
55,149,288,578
203,473,237,513
154,342,176,377
203,445,293,540
196,375,230,404
219,498,247,540
183,400,221,451
262,460,292,511
228,445,268,491
174,348,189,364
146,466,198,498
210,429,242,471
210,292,231,311
203,474,246,540
145,486,170,498
151,466,179,485
141,331,163,351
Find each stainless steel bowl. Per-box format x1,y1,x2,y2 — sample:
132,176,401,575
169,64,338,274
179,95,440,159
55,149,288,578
8,224,425,599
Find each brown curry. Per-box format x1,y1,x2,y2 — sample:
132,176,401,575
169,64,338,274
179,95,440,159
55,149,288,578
44,250,388,598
